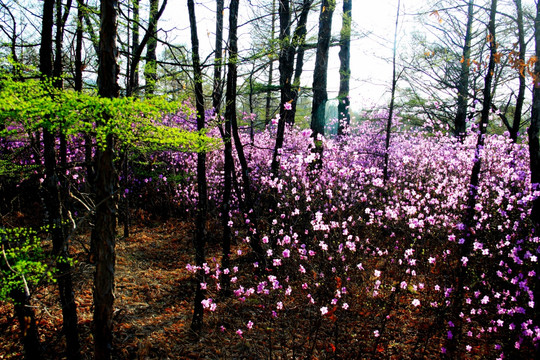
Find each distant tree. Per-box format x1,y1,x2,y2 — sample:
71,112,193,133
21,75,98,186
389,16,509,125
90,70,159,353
337,0,351,136
93,0,119,358
310,0,335,141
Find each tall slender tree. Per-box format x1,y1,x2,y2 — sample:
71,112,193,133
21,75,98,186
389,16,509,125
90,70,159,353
212,0,224,113
188,0,207,334
383,0,400,182
221,0,240,296
337,0,351,135
511,0,526,142
145,0,159,96
447,0,498,356
310,0,335,142
93,0,119,358
454,0,474,138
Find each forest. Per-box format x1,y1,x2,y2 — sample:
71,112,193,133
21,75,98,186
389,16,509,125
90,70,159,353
0,0,539,359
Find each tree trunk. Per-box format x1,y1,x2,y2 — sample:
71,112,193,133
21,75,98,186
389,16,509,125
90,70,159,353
529,4,540,356
188,0,208,334
12,290,42,360
144,0,159,96
270,0,294,178
264,0,276,126
310,0,335,140
337,0,351,136
221,0,240,296
212,0,224,113
94,1,119,359
512,0,526,142
383,0,400,183
447,0,497,356
454,0,474,138
130,0,140,95
290,0,313,123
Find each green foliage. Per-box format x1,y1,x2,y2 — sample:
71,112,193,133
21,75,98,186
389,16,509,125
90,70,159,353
0,60,221,153
0,226,54,303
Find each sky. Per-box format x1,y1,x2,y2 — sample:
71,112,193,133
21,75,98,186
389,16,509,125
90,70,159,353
157,0,427,110
157,0,535,111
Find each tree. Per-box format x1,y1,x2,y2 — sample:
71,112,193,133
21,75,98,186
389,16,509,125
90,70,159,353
212,0,224,113
187,0,207,334
271,0,313,178
529,2,540,353
510,0,526,142
454,0,474,138
144,0,159,96
93,0,119,358
447,0,498,356
337,0,351,135
310,0,335,141
383,0,401,183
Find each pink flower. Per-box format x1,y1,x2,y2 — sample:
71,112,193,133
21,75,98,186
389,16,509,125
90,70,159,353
320,306,328,315
284,102,292,110
412,299,421,307
236,329,243,337
247,321,253,330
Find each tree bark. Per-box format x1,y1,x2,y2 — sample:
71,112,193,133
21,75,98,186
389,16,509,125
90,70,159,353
310,0,335,140
383,0,400,183
529,3,540,356
511,0,526,142
221,0,240,296
188,0,208,334
270,0,294,178
264,0,276,126
144,0,159,96
447,0,497,356
94,1,119,359
212,0,224,113
454,0,474,138
337,0,351,135
290,0,313,122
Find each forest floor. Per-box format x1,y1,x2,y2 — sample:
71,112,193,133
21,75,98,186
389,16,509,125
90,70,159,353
0,211,510,359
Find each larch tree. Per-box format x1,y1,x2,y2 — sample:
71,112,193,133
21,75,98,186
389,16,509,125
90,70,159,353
93,0,119,358
511,0,526,142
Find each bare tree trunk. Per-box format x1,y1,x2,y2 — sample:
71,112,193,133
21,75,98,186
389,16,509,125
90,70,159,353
144,0,158,96
512,0,526,142
454,0,474,138
188,0,208,334
447,1,497,357
337,0,351,135
290,0,313,123
310,0,335,141
270,0,294,178
93,1,119,359
383,0,400,183
212,0,224,113
264,0,276,126
529,5,540,357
